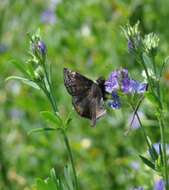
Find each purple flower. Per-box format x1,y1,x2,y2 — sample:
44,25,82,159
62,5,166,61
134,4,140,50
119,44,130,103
154,179,165,190
108,92,121,109
122,78,147,94
41,9,56,24
105,71,119,93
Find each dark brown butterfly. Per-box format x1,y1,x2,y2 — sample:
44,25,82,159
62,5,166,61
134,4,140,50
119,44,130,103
63,68,106,126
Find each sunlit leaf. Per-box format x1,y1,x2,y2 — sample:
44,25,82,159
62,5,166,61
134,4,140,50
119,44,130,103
6,76,40,89
28,127,57,135
139,155,155,170
40,111,62,127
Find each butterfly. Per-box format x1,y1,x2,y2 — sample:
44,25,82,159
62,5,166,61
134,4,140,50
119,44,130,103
63,68,106,126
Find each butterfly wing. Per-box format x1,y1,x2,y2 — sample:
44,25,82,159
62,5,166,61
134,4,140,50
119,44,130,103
64,68,93,96
63,68,106,126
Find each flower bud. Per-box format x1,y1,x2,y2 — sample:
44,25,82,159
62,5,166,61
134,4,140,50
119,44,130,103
34,66,44,81
143,33,159,54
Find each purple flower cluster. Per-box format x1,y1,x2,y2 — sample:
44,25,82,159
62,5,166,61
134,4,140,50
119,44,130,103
105,69,147,109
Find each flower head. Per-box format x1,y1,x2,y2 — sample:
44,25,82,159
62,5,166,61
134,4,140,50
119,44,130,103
105,71,119,93
143,33,159,54
122,21,142,52
105,69,147,94
105,69,147,109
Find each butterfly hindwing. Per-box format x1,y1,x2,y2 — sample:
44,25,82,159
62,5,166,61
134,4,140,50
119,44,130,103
63,68,106,126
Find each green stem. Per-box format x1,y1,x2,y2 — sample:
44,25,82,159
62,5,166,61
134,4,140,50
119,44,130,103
130,102,151,150
62,130,79,190
44,63,58,112
158,116,169,189
151,56,168,188
0,126,12,190
41,71,79,189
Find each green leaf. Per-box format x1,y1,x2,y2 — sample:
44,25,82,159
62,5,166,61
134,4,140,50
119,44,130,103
40,111,62,127
64,112,73,127
63,165,74,190
28,127,57,135
139,155,156,170
11,60,29,77
159,144,164,166
6,76,40,89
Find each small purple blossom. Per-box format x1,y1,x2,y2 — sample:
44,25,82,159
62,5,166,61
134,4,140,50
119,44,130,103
154,179,165,190
32,40,47,56
105,71,119,93
108,92,121,109
37,41,47,55
41,9,56,24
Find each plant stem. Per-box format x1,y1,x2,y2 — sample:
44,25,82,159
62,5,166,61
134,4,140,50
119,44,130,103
42,69,79,189
158,116,169,189
0,125,12,190
62,130,79,190
130,103,151,150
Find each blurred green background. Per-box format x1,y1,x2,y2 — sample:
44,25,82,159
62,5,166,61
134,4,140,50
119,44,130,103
1,0,169,189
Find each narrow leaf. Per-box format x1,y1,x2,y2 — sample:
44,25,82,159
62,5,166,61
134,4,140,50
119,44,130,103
6,76,40,89
139,155,155,170
28,127,57,135
11,60,29,77
149,145,158,161
40,111,62,127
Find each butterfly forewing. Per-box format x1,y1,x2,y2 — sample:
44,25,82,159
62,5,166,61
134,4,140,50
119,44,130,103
64,68,93,96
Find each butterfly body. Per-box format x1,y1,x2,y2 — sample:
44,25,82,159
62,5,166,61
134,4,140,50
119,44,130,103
63,68,106,126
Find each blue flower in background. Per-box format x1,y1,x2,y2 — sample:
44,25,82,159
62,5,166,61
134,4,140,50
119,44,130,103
41,9,56,24
154,179,165,190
